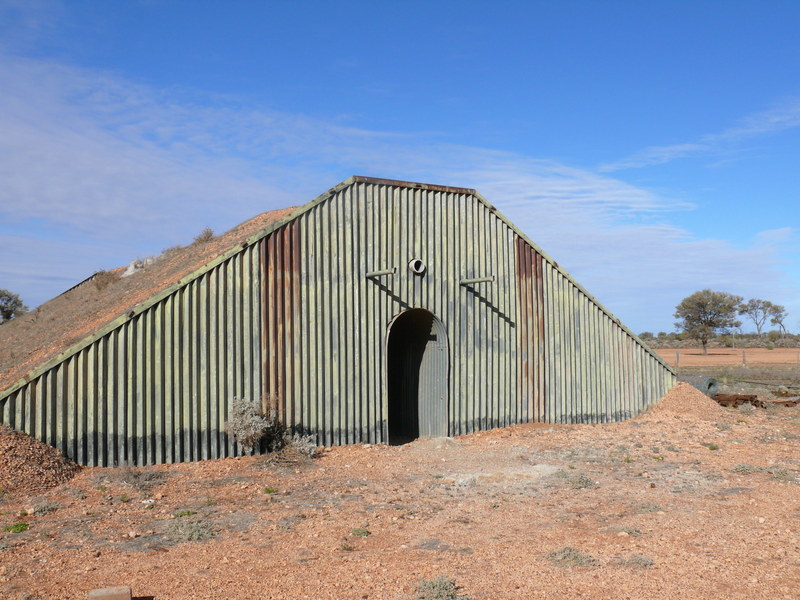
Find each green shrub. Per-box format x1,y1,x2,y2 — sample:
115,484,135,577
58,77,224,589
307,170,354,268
622,553,654,568
416,576,468,600
168,519,216,541
568,474,596,489
350,527,371,537
545,546,596,567
732,463,760,474
3,522,29,533
33,501,60,515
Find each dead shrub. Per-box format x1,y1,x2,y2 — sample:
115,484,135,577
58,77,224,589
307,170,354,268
225,397,284,452
621,553,654,568
545,546,597,568
92,270,119,291
102,464,165,491
193,227,214,244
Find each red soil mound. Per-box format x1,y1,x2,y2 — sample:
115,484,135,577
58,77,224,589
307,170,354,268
640,381,725,421
0,425,81,497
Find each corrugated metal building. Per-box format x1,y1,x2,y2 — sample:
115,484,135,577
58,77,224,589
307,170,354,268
0,176,675,465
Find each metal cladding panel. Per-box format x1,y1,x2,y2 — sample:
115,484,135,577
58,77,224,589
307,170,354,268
0,247,263,466
260,221,302,425
294,182,519,445
535,256,675,423
515,237,546,422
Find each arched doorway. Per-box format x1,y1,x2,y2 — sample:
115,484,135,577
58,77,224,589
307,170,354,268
387,309,449,444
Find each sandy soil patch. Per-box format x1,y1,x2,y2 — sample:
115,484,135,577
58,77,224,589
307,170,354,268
1,383,799,600
657,347,800,367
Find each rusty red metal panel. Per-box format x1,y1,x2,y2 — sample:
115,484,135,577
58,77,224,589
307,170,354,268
260,221,302,427
515,236,546,422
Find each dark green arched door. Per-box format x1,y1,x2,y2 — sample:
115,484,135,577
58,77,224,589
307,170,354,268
387,309,449,443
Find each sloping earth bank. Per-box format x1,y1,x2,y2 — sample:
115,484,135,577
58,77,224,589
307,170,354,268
1,383,799,599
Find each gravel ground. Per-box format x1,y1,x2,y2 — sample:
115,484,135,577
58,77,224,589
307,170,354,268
1,383,799,600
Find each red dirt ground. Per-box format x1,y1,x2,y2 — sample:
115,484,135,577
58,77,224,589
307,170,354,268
656,347,800,367
1,383,799,600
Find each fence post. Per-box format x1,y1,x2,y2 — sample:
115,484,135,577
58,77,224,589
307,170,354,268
742,350,746,365
675,351,680,367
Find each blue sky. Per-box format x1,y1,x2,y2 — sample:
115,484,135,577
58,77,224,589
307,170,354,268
1,0,798,334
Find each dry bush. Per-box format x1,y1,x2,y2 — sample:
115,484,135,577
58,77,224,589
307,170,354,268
416,576,469,600
168,518,217,542
545,546,597,567
92,270,119,291
160,244,184,257
101,464,165,491
621,553,654,569
193,227,215,244
225,397,284,452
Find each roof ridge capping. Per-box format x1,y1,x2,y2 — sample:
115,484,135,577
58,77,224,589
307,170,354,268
349,175,478,196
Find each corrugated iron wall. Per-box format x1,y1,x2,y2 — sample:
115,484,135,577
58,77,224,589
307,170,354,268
0,246,263,466
537,257,675,423
515,237,547,422
1,177,675,465
260,221,301,424
287,181,520,446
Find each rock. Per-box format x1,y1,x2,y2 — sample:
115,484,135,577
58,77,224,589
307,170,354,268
88,586,132,600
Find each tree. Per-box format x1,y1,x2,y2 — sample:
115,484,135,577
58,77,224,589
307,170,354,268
768,303,788,336
738,298,776,336
0,289,28,324
674,290,742,355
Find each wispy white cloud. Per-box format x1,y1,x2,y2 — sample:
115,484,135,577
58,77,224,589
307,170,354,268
1,51,796,332
599,100,800,172
443,160,795,332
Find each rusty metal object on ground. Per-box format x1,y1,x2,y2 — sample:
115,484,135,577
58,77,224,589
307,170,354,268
713,394,765,408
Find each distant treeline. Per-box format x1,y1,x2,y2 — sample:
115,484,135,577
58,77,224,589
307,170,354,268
639,331,800,349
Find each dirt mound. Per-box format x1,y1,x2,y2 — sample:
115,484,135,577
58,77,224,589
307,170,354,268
640,381,725,421
0,206,297,392
0,425,81,497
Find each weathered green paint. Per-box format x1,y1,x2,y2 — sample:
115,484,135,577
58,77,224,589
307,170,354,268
1,177,675,465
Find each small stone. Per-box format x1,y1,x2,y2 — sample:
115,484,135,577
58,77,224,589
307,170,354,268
617,531,629,537
649,482,656,488
758,517,766,524
128,531,139,538
88,586,132,600
25,507,35,516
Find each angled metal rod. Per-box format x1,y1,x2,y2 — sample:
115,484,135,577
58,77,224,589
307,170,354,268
365,267,396,278
460,276,495,285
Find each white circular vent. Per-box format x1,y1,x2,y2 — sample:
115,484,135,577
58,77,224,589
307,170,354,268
408,258,426,275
